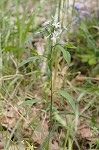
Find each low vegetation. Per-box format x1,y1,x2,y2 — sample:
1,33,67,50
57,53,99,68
0,0,99,149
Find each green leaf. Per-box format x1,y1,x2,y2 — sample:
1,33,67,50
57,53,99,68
88,57,96,65
19,99,43,106
59,90,76,113
22,12,35,42
31,49,39,55
54,114,67,128
0,123,3,131
95,50,99,57
65,42,76,49
18,56,41,68
56,45,71,65
80,21,88,33
5,46,16,52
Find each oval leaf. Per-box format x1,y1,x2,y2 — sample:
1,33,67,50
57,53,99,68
59,90,76,113
56,45,71,65
18,56,41,68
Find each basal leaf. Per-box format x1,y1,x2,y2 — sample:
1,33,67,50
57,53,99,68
18,56,41,68
19,99,43,106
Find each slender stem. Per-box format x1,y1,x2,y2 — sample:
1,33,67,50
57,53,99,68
63,129,70,150
58,0,61,22
53,0,61,89
53,48,58,89
4,116,22,150
0,34,2,87
50,44,53,130
0,2,4,88
72,0,76,17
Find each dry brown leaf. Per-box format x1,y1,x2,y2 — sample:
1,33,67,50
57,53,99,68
50,140,59,150
0,141,5,149
79,127,91,138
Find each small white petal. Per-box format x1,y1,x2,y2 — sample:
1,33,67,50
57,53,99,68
63,26,68,30
42,20,51,26
52,22,61,28
51,36,57,43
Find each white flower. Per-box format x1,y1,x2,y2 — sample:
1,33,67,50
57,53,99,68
51,31,59,43
63,26,68,30
51,35,57,43
57,28,62,34
52,22,61,28
53,31,59,37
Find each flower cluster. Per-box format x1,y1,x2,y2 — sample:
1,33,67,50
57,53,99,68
51,21,62,43
42,17,67,44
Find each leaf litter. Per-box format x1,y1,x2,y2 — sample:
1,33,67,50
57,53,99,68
0,0,99,149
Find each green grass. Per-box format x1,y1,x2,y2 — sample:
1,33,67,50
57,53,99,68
0,0,99,149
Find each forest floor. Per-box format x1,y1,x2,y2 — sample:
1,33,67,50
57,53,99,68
0,0,99,150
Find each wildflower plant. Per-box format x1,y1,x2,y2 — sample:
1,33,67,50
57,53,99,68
38,16,71,133
38,13,81,150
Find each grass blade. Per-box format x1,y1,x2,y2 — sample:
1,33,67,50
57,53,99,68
19,99,43,106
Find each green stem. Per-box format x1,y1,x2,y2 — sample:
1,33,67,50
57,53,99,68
63,129,70,150
0,34,2,87
58,0,61,22
53,48,58,89
72,0,76,17
50,44,53,130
